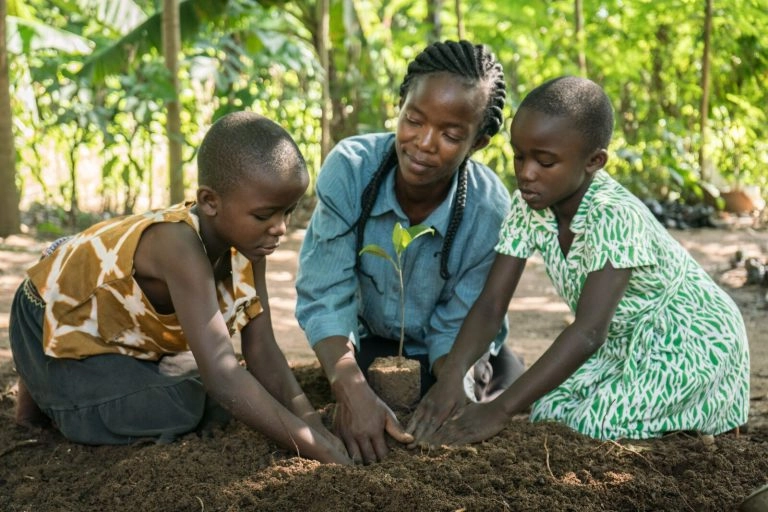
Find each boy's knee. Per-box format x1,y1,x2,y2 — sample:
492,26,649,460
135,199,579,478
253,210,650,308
54,379,208,445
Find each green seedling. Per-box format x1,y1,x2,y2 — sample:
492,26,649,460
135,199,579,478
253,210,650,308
359,222,435,358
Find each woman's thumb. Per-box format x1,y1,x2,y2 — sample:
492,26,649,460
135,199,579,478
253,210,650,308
385,415,414,444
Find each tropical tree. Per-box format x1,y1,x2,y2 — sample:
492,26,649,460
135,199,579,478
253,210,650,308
698,0,713,181
4,0,766,232
0,0,20,236
163,0,184,202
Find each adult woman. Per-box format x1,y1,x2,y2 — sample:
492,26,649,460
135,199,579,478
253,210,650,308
296,40,523,464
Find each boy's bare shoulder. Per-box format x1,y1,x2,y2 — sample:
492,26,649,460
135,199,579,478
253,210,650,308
142,221,203,251
134,221,208,278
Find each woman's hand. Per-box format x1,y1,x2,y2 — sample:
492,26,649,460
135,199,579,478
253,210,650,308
332,380,413,464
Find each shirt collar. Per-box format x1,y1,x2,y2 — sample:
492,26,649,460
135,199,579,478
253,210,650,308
371,164,459,237
570,169,607,234
527,199,558,233
520,169,608,235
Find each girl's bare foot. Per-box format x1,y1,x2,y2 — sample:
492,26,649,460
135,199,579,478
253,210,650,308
14,378,51,429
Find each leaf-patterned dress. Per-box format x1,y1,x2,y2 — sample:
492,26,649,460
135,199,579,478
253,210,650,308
495,170,750,439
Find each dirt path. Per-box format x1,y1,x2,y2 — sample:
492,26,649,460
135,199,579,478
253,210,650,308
1,225,767,511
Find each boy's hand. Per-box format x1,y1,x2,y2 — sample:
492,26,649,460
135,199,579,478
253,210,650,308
406,370,468,447
333,380,413,464
305,413,349,458
312,430,354,465
287,393,348,458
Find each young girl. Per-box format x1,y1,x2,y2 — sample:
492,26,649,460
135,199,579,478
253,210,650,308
407,76,750,444
295,40,525,464
10,112,350,464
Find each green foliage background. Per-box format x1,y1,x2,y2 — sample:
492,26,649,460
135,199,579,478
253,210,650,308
6,0,768,225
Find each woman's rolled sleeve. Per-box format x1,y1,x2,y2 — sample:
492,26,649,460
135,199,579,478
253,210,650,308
295,150,365,349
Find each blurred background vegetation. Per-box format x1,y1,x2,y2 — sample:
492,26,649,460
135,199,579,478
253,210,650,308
0,0,765,237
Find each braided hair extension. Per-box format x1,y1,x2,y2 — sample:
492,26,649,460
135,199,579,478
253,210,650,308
355,146,399,291
355,40,506,282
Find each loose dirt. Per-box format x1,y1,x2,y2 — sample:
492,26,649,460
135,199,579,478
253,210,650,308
1,223,766,511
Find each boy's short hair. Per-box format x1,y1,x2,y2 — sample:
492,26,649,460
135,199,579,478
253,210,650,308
197,111,307,195
519,76,614,154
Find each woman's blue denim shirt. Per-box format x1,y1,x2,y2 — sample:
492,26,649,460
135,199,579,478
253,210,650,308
295,132,511,368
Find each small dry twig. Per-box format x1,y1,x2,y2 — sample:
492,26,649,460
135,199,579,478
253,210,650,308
0,438,42,458
601,439,696,512
543,435,556,480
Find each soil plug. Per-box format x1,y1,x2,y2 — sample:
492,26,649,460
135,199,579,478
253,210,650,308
359,222,434,412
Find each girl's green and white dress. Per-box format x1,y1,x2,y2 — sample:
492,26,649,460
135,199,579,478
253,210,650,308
496,170,750,440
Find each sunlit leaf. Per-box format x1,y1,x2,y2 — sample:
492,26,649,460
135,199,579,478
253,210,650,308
77,0,231,84
392,222,410,256
76,0,147,33
6,17,92,54
359,244,394,265
406,224,435,242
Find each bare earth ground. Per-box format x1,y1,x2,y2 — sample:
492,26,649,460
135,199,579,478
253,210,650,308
1,223,767,511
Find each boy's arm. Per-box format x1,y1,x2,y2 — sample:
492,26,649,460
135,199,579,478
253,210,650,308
145,224,349,464
424,260,631,446
407,253,526,443
239,257,346,455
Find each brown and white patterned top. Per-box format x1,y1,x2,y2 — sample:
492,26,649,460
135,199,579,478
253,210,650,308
27,202,262,360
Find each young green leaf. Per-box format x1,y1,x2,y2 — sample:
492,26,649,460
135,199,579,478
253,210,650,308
406,224,435,243
358,221,435,357
359,244,395,265
392,222,409,256
393,222,434,256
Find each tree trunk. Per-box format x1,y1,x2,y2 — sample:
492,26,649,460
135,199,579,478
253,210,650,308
574,0,587,75
163,0,184,204
699,0,713,182
317,0,331,161
454,0,464,40
0,0,21,236
427,0,443,43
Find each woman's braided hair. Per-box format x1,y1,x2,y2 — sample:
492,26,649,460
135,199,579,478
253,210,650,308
355,40,506,282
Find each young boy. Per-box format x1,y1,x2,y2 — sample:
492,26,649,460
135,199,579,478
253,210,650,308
10,112,351,465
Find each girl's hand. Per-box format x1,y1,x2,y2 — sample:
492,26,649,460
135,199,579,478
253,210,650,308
424,401,507,446
406,369,468,447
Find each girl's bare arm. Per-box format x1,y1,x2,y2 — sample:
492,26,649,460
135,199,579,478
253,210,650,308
423,260,632,446
407,253,527,443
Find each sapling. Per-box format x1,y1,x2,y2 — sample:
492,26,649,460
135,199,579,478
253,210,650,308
359,222,435,357
358,221,435,411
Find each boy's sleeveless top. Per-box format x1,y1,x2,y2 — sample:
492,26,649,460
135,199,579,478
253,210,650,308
26,202,262,360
